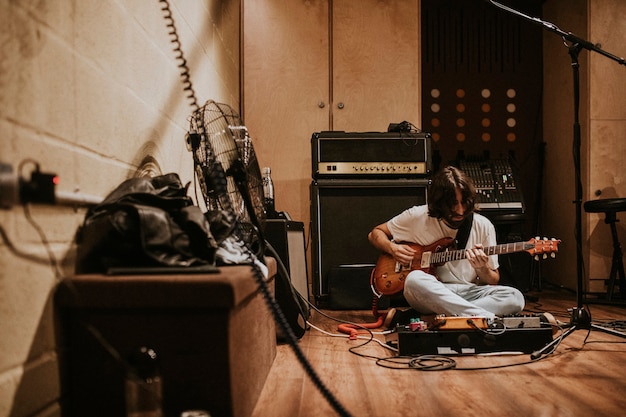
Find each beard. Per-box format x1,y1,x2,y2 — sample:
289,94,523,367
443,214,467,229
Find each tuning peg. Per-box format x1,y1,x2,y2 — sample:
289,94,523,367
551,253,556,258
534,255,539,261
543,236,548,241
543,254,548,259
535,236,540,240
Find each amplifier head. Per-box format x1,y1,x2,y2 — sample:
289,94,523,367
312,131,432,179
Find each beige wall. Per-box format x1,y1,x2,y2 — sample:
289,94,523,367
0,1,240,415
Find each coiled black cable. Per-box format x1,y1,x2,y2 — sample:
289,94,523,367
159,0,199,111
245,245,353,417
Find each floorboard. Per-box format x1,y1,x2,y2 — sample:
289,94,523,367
251,289,626,417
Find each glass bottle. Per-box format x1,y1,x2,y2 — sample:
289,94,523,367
125,346,163,417
262,167,276,218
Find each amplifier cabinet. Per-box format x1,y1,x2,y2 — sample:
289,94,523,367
312,131,432,179
310,179,429,306
264,219,309,303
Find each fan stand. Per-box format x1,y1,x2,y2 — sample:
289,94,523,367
485,1,626,359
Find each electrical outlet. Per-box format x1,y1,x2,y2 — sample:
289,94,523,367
0,162,19,209
1,162,101,208
20,170,58,204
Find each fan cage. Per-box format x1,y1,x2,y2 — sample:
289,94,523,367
188,100,266,249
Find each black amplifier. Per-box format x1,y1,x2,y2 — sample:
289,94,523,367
312,131,432,179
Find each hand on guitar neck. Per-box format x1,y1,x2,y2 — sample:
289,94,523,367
465,243,499,285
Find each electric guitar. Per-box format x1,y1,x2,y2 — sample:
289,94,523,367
371,237,561,297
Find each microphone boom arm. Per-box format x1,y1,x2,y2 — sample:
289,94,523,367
486,0,625,66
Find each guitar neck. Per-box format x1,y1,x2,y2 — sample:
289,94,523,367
431,241,531,264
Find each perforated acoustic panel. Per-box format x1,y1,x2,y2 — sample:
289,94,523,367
421,0,544,239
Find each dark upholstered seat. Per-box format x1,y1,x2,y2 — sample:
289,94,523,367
55,259,277,417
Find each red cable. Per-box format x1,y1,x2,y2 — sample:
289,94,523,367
337,314,385,340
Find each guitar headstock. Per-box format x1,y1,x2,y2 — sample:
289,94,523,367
525,237,561,260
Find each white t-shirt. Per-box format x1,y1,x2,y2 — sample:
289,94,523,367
386,205,499,284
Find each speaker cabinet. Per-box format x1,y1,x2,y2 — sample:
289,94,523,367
311,179,428,307
264,219,309,302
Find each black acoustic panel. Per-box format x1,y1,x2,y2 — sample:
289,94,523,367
311,179,428,305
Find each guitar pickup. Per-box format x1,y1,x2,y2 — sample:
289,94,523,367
421,251,432,269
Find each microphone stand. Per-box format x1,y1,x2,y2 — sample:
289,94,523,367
485,0,626,358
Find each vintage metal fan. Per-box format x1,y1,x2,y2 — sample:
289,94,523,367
187,100,266,253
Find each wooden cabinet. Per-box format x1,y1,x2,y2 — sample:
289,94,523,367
331,1,421,131
243,0,421,228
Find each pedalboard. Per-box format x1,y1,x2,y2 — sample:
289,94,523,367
397,324,553,355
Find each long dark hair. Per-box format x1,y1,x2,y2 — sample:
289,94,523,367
427,166,476,219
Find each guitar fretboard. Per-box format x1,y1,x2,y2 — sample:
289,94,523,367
430,242,533,264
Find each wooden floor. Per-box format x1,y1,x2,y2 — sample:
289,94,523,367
251,288,626,417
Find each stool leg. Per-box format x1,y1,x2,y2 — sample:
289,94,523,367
529,257,542,292
606,217,625,301
612,248,626,300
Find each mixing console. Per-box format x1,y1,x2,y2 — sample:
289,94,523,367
459,159,524,211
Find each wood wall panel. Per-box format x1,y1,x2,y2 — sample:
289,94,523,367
243,0,330,230
542,0,625,294
587,0,626,290
541,0,589,290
